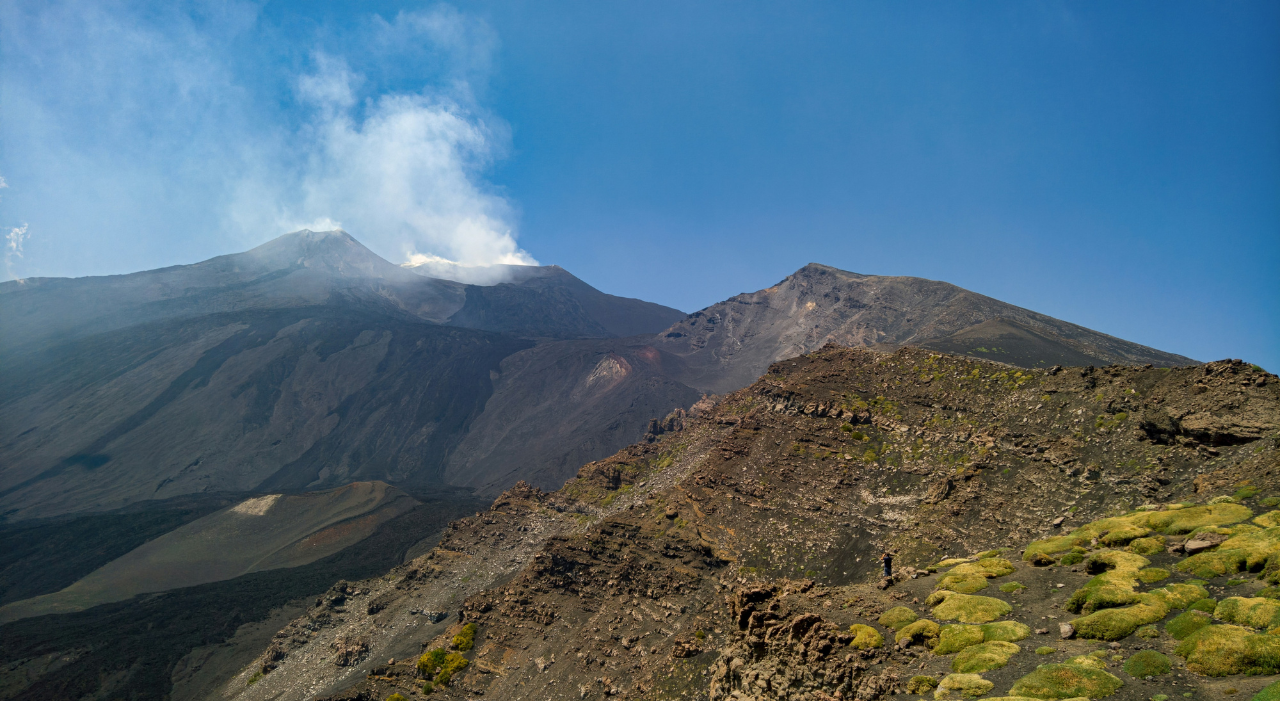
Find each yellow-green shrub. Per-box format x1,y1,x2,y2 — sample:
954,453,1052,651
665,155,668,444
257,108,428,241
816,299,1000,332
1178,526,1280,581
1165,610,1212,640
1007,660,1123,699
1174,624,1280,676
896,619,940,648
1137,567,1170,583
931,591,1012,623
1122,649,1171,678
848,624,883,649
935,625,986,655
1072,593,1169,641
1129,535,1166,555
906,675,938,694
878,606,918,631
951,641,1019,673
1023,504,1253,563
452,622,478,651
1215,597,1280,630
417,648,448,677
934,673,993,699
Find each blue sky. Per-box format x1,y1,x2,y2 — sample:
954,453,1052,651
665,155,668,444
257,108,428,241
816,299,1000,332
1,1,1277,369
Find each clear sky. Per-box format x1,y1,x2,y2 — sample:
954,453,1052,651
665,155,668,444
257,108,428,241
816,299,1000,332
1,1,1277,369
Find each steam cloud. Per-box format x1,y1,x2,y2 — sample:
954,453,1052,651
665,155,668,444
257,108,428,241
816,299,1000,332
5,224,29,281
0,175,24,281
226,10,536,283
0,3,535,283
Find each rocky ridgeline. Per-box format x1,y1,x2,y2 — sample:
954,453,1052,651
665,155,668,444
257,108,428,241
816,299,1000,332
225,347,1279,701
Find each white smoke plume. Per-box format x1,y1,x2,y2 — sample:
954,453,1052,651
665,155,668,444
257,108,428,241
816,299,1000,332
5,223,29,280
1,2,533,282
228,9,536,282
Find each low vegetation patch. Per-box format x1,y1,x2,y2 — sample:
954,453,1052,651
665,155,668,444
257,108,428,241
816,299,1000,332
905,675,938,694
929,558,972,573
1024,504,1254,564
1254,511,1280,528
878,606,918,631
1059,549,1087,566
1150,582,1210,609
896,619,941,648
1190,598,1218,612
1214,596,1280,630
1072,593,1169,641
1129,535,1167,556
1252,680,1280,701
1174,624,1280,676
935,557,1015,594
1177,526,1280,582
952,640,1019,673
1123,650,1171,678
847,624,883,649
930,591,1013,623
418,648,470,686
981,620,1032,642
1036,646,1056,655
935,624,985,655
1065,550,1149,614
1007,656,1124,699
1165,610,1212,640
934,621,1030,655
1000,581,1027,593
452,622,478,651
934,673,993,699
936,572,989,593
1138,567,1170,583
1067,558,1205,641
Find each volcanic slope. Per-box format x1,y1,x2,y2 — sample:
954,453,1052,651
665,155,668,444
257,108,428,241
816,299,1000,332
219,347,1277,701
0,231,688,521
654,263,1196,394
0,482,417,623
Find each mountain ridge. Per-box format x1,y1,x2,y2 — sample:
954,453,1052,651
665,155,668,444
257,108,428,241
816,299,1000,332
656,263,1196,394
0,233,1200,523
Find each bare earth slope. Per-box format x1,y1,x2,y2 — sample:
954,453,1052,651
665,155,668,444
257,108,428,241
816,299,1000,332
0,232,688,521
0,482,417,623
655,264,1196,394
0,306,528,520
219,347,1275,701
444,338,702,496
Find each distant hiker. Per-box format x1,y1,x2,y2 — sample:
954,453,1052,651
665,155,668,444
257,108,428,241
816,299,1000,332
879,551,893,578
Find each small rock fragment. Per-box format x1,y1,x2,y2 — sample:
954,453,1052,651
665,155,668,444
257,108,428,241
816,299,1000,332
1183,540,1214,555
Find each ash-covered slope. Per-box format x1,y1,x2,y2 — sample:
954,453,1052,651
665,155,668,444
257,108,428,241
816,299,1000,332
655,264,1196,394
443,338,703,495
0,230,464,356
0,305,529,520
0,482,417,623
0,231,691,521
216,348,1276,701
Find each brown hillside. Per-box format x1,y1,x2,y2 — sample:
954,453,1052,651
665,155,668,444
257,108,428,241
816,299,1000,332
223,347,1278,701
